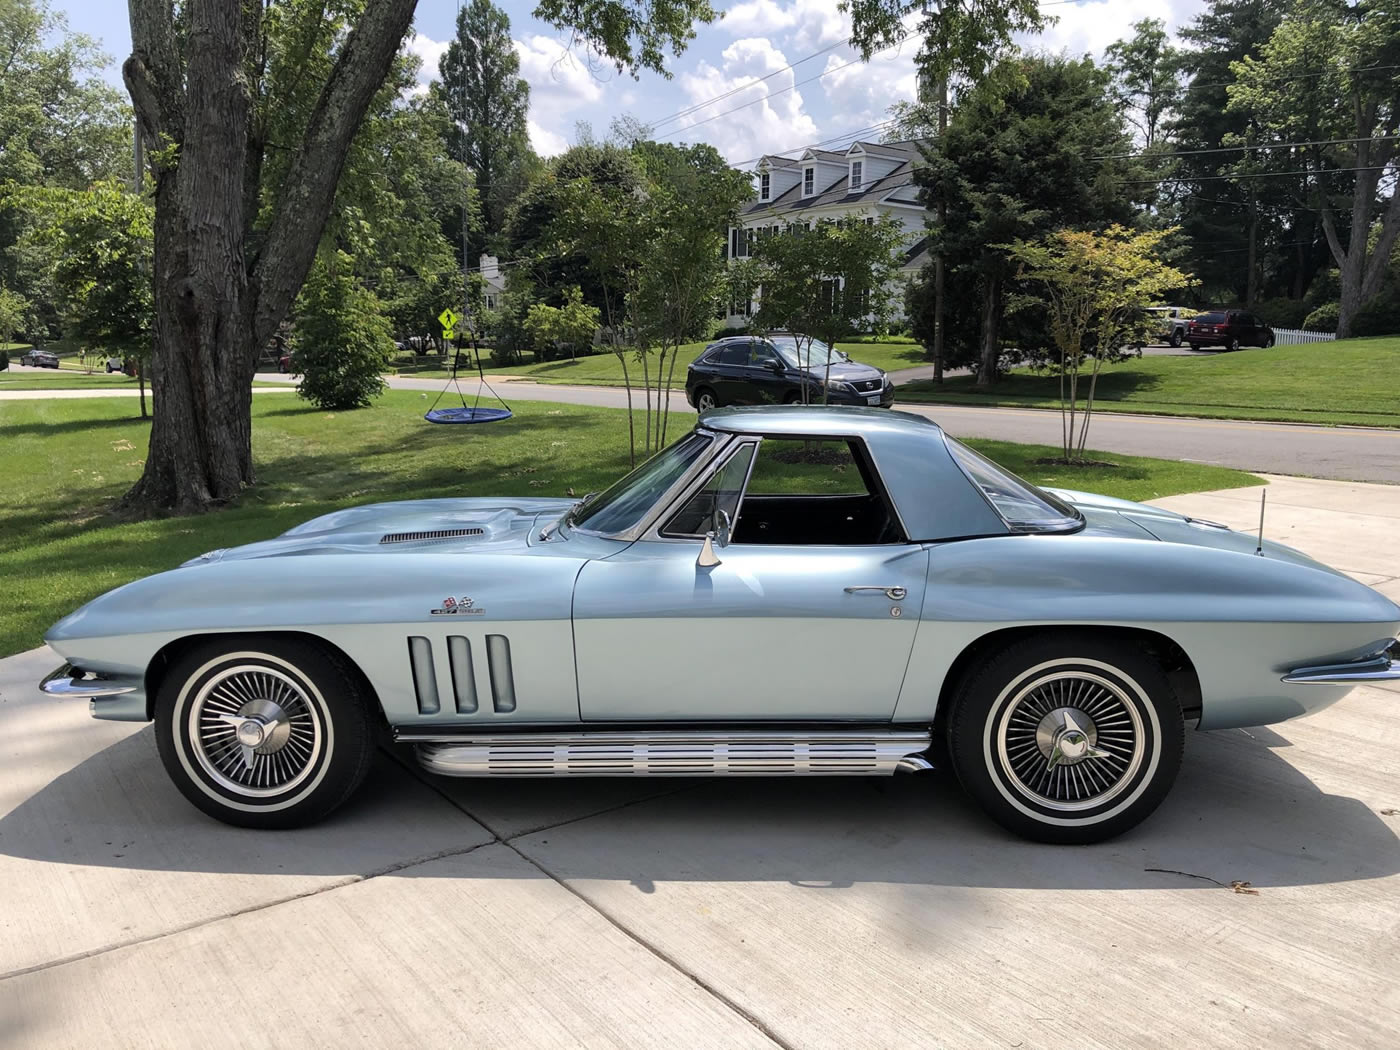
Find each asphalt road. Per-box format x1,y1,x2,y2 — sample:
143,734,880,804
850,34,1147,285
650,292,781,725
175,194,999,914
261,372,1400,485
7,363,1396,483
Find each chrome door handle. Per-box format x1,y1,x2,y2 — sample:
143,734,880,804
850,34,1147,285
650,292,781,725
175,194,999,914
844,585,907,600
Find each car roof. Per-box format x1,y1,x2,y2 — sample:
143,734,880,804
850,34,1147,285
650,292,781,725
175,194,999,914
700,404,945,440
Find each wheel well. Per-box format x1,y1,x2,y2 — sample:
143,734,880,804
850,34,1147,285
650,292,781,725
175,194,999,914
143,631,386,724
932,625,1202,737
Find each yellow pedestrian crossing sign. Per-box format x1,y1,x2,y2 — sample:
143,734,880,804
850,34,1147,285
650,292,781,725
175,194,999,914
438,307,459,340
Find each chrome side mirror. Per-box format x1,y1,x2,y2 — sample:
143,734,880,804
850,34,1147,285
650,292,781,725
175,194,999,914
696,508,732,569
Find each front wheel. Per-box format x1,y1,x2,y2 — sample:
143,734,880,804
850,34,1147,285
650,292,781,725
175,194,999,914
1263,333,1275,348
154,636,376,828
947,633,1184,844
1168,330,1183,348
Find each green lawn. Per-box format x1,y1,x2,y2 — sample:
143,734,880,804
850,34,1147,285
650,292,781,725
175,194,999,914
0,392,1258,657
408,339,931,385
899,336,1400,427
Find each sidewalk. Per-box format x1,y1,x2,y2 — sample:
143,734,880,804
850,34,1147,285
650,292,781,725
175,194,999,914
1,477,1398,1047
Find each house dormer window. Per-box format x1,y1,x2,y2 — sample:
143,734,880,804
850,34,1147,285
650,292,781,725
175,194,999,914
760,172,770,200
850,160,863,190
802,166,814,196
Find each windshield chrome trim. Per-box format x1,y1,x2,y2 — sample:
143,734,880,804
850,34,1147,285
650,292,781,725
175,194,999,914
647,437,760,543
569,427,729,542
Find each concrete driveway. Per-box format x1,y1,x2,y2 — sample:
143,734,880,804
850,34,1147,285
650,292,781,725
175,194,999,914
2,475,1398,1048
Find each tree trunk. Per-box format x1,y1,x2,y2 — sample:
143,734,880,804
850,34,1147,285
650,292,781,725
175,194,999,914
975,277,1000,388
120,0,417,515
137,356,147,420
1245,193,1259,306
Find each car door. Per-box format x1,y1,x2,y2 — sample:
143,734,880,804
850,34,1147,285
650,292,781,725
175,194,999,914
707,343,751,404
572,435,929,721
744,339,791,404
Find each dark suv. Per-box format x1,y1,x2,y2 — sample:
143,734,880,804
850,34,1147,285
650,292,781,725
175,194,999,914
685,334,894,411
1185,310,1275,351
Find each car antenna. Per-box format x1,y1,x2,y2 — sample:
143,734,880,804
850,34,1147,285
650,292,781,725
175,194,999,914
1255,489,1267,556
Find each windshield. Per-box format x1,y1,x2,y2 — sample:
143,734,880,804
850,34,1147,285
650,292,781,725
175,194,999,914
945,438,1081,532
770,336,847,370
569,431,714,535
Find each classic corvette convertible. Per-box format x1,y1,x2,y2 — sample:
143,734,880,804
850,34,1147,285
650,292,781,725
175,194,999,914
40,407,1400,842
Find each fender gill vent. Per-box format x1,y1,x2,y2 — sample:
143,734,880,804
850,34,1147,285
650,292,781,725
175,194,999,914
408,636,440,714
379,528,485,545
486,635,516,713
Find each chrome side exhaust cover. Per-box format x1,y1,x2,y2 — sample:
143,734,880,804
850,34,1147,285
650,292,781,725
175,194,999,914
416,729,933,777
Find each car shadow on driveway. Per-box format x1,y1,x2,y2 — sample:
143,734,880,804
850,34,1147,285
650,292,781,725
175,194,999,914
1,723,1395,892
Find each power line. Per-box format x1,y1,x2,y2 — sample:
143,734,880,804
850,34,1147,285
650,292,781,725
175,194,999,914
727,120,901,168
1128,165,1392,185
649,38,852,130
1097,134,1400,162
656,38,907,142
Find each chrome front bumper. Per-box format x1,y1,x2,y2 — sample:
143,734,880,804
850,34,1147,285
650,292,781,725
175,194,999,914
40,664,148,721
1281,655,1400,685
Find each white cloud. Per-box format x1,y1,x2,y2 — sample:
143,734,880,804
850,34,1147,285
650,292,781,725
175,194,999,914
819,42,919,134
406,32,449,84
671,38,820,162
528,119,570,158
515,34,606,108
720,1,849,52
1030,0,1206,58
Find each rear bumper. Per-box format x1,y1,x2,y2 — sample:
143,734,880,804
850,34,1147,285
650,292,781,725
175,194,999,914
1281,656,1400,685
39,664,149,721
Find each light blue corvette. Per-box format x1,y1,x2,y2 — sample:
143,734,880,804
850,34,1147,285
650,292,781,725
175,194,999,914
40,406,1400,842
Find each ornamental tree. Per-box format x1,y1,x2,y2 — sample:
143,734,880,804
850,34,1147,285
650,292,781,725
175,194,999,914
1009,226,1188,462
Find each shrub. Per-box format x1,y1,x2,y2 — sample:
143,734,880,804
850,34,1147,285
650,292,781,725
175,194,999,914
1250,296,1308,330
293,253,394,410
1302,302,1339,333
712,323,747,340
0,349,8,371
1352,288,1400,337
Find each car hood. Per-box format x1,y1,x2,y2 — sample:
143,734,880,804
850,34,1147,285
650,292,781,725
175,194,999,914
183,497,575,564
797,360,885,383
1046,487,1344,575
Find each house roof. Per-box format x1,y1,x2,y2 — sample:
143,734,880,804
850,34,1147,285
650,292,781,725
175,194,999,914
742,138,929,217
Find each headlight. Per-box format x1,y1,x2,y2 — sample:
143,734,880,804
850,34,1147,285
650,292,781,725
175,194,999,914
827,380,853,394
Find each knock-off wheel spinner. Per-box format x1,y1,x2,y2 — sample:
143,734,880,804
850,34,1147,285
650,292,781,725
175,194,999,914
190,666,323,796
996,670,1146,811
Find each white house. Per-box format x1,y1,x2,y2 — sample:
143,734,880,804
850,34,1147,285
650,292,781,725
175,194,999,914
721,139,932,327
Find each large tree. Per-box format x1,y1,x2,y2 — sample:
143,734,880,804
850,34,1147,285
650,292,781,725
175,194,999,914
437,0,531,252
845,0,1050,383
1104,18,1182,151
1228,0,1400,337
1169,0,1294,304
916,55,1142,385
121,0,717,515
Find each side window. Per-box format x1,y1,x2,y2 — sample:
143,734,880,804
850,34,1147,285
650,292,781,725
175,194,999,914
736,438,901,545
662,444,757,538
745,438,869,496
748,340,780,368
719,344,749,365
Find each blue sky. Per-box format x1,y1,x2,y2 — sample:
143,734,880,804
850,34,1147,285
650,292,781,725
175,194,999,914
60,0,1206,165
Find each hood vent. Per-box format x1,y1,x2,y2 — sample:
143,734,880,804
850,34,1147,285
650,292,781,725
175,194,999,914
379,527,486,545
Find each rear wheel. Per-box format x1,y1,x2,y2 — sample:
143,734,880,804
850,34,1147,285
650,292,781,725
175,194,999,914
947,633,1184,843
154,636,376,828
694,387,717,412
1227,337,1241,352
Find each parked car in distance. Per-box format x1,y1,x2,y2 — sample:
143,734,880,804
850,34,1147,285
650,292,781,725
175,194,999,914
38,406,1400,843
105,356,135,375
278,352,293,374
1146,306,1196,347
686,334,894,411
1186,310,1275,351
20,349,60,368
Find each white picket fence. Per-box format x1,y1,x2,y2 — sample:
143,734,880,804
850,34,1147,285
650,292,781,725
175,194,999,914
1273,327,1336,345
